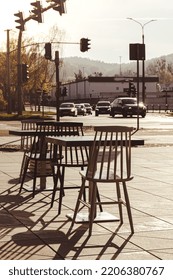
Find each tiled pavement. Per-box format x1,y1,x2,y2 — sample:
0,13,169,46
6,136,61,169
1,134,173,260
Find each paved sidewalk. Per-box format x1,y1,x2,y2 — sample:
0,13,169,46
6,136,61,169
1,133,173,260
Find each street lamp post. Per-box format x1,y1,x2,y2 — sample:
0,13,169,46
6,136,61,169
127,18,156,103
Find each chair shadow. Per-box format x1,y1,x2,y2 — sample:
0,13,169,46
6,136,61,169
8,176,31,185
11,222,133,260
63,224,134,260
0,209,34,229
1,186,133,260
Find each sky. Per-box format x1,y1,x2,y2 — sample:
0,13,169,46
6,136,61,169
0,0,173,64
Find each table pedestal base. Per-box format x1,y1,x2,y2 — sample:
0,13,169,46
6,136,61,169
66,212,119,223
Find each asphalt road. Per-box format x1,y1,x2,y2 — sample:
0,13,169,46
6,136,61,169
55,111,173,129
1,111,173,146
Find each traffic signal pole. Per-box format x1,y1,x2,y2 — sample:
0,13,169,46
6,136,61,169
14,0,67,115
17,30,23,115
55,51,60,121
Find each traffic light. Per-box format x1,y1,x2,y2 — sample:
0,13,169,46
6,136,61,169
52,0,66,15
129,82,136,97
31,1,42,23
62,86,68,96
21,64,29,83
80,38,91,52
14,12,25,31
131,84,137,97
44,43,52,60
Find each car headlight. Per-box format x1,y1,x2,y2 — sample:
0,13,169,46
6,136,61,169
139,102,146,108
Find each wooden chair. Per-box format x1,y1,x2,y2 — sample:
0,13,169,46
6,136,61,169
19,122,85,198
50,122,91,215
19,121,59,197
19,119,43,181
70,126,134,236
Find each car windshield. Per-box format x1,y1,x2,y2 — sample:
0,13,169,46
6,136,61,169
61,103,74,108
122,99,136,105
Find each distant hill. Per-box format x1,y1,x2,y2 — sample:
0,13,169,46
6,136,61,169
59,54,173,82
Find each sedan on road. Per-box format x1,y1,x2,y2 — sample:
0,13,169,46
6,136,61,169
59,102,77,117
95,101,111,116
110,97,146,118
75,104,87,116
83,103,92,114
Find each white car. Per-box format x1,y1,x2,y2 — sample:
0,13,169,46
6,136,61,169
59,102,77,117
75,104,87,116
83,103,92,114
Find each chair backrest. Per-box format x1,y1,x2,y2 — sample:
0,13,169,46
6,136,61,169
21,119,40,130
35,121,84,136
85,126,134,182
20,119,42,150
30,122,84,160
50,122,89,167
54,122,84,136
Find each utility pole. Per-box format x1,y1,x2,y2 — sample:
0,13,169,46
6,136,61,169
119,56,122,76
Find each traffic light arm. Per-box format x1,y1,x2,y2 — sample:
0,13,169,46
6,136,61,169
14,1,67,116
18,1,66,25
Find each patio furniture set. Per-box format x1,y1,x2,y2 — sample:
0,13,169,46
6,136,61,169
9,120,135,236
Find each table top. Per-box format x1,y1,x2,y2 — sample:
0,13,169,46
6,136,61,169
9,130,144,146
46,135,144,147
46,135,94,147
9,130,78,137
9,129,49,136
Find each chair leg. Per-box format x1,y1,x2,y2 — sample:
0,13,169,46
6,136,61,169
19,157,30,193
96,187,103,212
19,151,27,182
58,166,65,215
32,161,38,198
122,181,134,233
88,182,97,236
116,182,123,224
51,163,60,208
71,178,86,229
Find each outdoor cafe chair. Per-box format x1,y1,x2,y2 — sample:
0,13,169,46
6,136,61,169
19,119,44,181
50,123,92,215
19,121,85,198
70,125,134,236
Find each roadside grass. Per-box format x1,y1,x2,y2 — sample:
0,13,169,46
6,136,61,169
0,110,55,121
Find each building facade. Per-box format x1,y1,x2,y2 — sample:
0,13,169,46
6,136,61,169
59,76,164,106
50,75,173,109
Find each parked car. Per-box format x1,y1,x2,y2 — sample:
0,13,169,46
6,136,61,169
83,103,92,114
95,101,111,116
59,102,77,117
110,97,146,118
75,104,87,116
